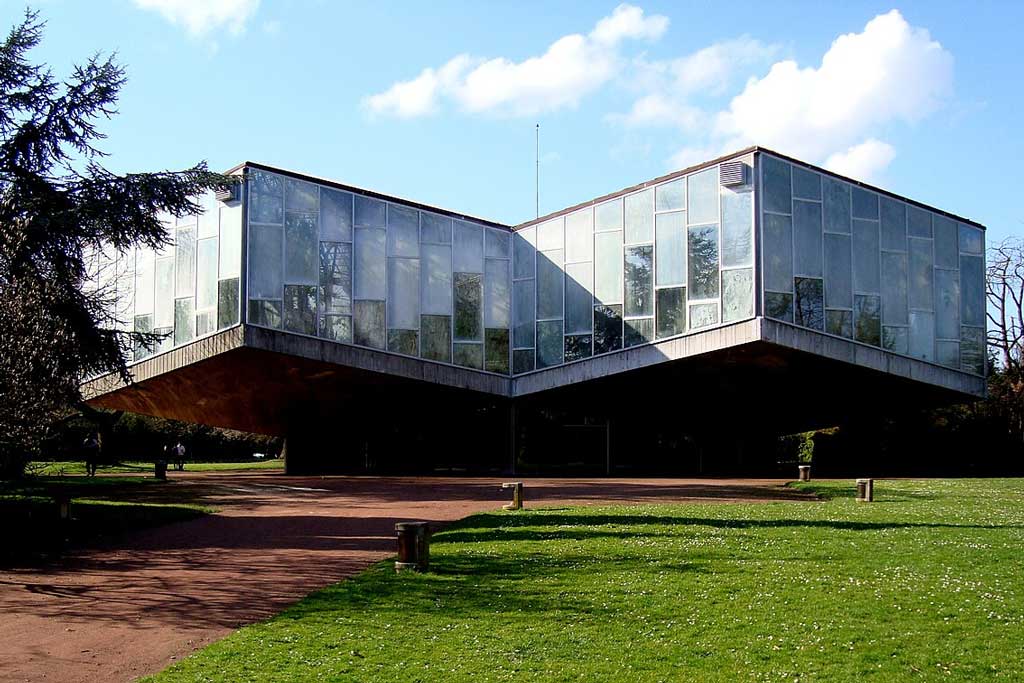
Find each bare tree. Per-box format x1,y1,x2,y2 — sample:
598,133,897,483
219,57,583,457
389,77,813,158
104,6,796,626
987,237,1024,371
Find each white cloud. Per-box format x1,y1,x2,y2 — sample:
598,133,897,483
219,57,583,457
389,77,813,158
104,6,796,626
132,0,260,37
824,139,896,182
364,4,668,118
612,93,705,130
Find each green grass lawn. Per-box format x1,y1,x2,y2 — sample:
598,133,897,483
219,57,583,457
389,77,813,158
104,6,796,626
147,478,1024,682
29,458,283,476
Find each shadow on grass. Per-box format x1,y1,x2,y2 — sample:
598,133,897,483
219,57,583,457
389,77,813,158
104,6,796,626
789,482,939,502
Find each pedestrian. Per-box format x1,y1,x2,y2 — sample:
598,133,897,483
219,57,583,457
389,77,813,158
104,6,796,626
82,432,100,477
173,441,186,471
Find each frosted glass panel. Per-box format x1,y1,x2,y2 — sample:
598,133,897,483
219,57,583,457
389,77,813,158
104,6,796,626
536,217,564,251
851,187,878,219
387,257,419,329
880,198,907,251
513,279,535,348
353,300,385,348
594,198,622,231
219,204,242,278
249,224,282,299
283,284,316,335
763,213,793,292
655,212,685,287
936,340,959,369
565,209,593,263
196,238,218,311
536,320,563,369
828,310,853,339
793,200,823,277
687,167,719,224
320,188,352,242
908,238,934,310
485,328,510,373
656,286,686,338
421,213,452,244
624,189,653,244
134,249,155,316
174,297,194,345
960,255,985,327
880,252,908,325
823,177,851,234
721,187,752,268
353,228,386,300
794,277,824,331
485,228,511,258
217,278,239,329
454,272,482,341
387,204,419,257
513,227,536,279
319,242,352,316
624,245,653,317
854,295,881,346
687,224,719,300
882,325,909,354
594,231,623,305
792,166,821,200
420,314,451,362
594,304,622,354
961,326,985,375
824,233,852,309
933,216,958,268
354,196,385,228
765,292,794,322
484,258,511,328
537,250,564,319
249,170,283,224
761,155,791,214
388,329,418,356
421,243,452,315
909,310,935,361
565,261,594,334
175,227,196,297
285,178,318,213
935,268,960,338
655,178,684,211
852,219,880,293
907,207,932,238
689,303,718,329
453,221,484,273
722,269,753,323
248,299,281,328
285,212,318,284
453,343,483,370
959,223,983,255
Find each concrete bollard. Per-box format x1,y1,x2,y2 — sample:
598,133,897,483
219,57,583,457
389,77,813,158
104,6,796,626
502,482,524,511
395,522,430,572
54,495,71,522
798,465,811,482
856,478,874,502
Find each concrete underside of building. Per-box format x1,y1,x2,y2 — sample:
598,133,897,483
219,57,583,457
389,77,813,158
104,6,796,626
84,318,983,476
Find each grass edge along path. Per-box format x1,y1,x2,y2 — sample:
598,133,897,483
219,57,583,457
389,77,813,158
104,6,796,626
146,478,1024,682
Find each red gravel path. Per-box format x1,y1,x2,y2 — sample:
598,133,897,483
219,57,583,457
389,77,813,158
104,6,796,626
0,473,810,683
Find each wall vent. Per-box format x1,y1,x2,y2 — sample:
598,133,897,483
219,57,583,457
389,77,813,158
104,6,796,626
720,161,748,187
215,183,239,203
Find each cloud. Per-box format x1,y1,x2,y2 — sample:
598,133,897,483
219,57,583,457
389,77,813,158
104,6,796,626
824,139,896,182
364,4,668,118
131,0,260,37
612,93,705,130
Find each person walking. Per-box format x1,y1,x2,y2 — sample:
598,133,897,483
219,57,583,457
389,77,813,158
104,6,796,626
82,432,100,477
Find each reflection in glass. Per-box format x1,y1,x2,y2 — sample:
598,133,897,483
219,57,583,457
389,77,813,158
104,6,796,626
824,233,852,309
513,279,535,348
387,204,419,257
454,272,483,341
624,189,653,244
960,255,985,326
763,213,793,292
513,349,535,374
249,225,283,299
388,257,420,330
594,231,623,305
217,278,239,329
624,317,653,347
852,187,878,219
353,228,386,300
655,212,685,286
485,328,510,373
133,314,154,360
933,216,958,269
486,228,511,259
249,169,283,224
721,187,752,268
565,261,594,334
687,167,719,224
536,320,563,368
421,213,453,244
656,286,686,338
909,310,935,361
852,219,880,293
354,300,386,349
513,227,535,278
689,303,718,329
765,292,794,323
249,299,282,328
285,212,318,284
936,340,959,368
388,329,419,356
283,284,316,335
594,304,623,354
537,249,564,319
761,155,791,214
484,258,511,329
687,225,718,300
880,252,908,325
564,334,593,363
960,326,985,375
319,314,352,343
319,242,352,316
354,195,385,227
420,314,451,362
173,298,194,346
655,178,684,211
827,309,853,339
880,197,907,251
319,188,352,242
453,342,484,370
453,221,484,273
722,269,753,323
823,177,851,234
908,238,934,310
421,243,452,315
794,277,824,331
175,227,196,297
907,206,932,238
792,165,821,200
958,223,983,255
793,200,823,277
624,245,653,316
284,178,318,213
882,325,909,354
854,295,881,346
935,268,960,339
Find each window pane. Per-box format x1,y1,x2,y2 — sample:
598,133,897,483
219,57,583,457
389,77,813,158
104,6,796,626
624,317,654,347
594,304,622,354
387,205,419,257
762,156,792,214
688,167,719,224
319,242,352,316
793,200,823,277
794,277,824,331
909,310,935,361
765,292,794,323
624,189,653,244
353,228,386,300
792,166,821,200
513,349,534,374
594,231,623,305
388,257,420,330
655,178,684,211
907,206,932,238
656,286,686,338
420,243,452,315
513,279,535,348
565,209,593,262
933,215,958,268
536,320,563,368
196,238,218,311
484,258,511,329
565,261,594,334
249,170,283,224
722,269,753,323
283,284,316,335
824,233,852,309
354,195,385,228
217,278,239,329
763,213,793,292
175,227,196,297
960,326,985,375
936,340,959,368
319,314,352,344
454,272,483,341
960,255,985,327
536,217,564,251
388,329,418,356
537,249,564,319
453,220,484,273
134,314,154,360
174,297,195,345
485,328,510,373
453,343,483,370
248,224,282,299
285,178,318,213
958,223,983,255
823,177,851,234
854,294,881,346
513,227,536,279
882,325,909,354
564,334,592,363
353,300,385,349
880,197,907,251
687,224,719,300
689,303,718,329
248,299,282,328
320,188,352,242
935,268,960,339
420,314,451,362
624,245,653,316
219,203,242,278
721,187,752,268
595,198,622,231
851,187,878,219
285,212,318,284
828,309,853,339
485,228,511,259
655,212,685,287
852,219,880,293
880,252,908,325
908,238,934,310
420,213,452,244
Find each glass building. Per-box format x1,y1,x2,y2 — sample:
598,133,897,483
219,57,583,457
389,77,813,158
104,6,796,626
86,148,986,475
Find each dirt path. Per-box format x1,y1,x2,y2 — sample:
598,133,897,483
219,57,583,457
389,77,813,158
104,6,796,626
0,474,810,683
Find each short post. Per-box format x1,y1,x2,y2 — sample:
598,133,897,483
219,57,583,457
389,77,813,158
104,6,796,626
856,478,874,502
798,465,811,482
155,460,167,481
54,495,71,522
395,522,430,572
502,482,523,511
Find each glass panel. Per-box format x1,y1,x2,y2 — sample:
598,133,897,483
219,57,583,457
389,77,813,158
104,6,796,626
284,178,318,213
958,223,983,255
793,200,823,277
513,227,536,279
485,228,511,259
655,178,684,211
319,314,352,343
655,212,685,287
217,278,239,329
283,284,316,335
285,212,318,284
624,245,654,317
453,343,483,370
564,334,592,363
536,320,563,368
936,340,959,368
173,297,194,345
656,286,686,338
880,252,908,325
564,209,593,262
485,328,510,373
852,219,880,293
594,231,623,305
219,203,242,278
687,167,719,224
792,166,821,200
960,255,985,327
420,243,452,315
854,295,881,346
354,195,385,228
135,249,155,316
824,233,852,309
823,176,851,234
960,326,985,375
537,249,564,319
763,213,793,292
155,257,175,328
387,257,419,329
454,272,482,340
624,317,654,347
249,169,283,224
196,238,218,311
827,309,853,339
484,258,511,329
320,188,352,242
689,303,718,329
133,314,154,360
536,217,564,252
882,325,909,354
880,197,907,251
908,238,934,310
248,300,281,328
594,197,623,231
319,242,352,316
765,292,794,323
387,204,419,257
420,314,451,362
933,215,958,268
353,300,385,349
907,206,932,238
513,279,535,348
420,213,453,244
594,304,622,354
565,261,594,334
935,269,960,339
722,269,753,323
175,227,196,297
453,220,484,273
721,187,752,268
687,224,719,300
249,224,282,299
851,187,878,219
198,191,218,237
353,228,386,300
388,329,418,356
794,277,824,331
761,156,791,214
909,310,935,361
513,349,535,374
624,188,653,244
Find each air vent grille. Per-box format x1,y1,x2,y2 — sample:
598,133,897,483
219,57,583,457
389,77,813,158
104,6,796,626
720,161,748,187
215,183,238,203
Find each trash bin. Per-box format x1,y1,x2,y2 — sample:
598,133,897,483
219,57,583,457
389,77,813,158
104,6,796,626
856,478,874,502
155,460,167,481
395,522,430,572
798,465,811,482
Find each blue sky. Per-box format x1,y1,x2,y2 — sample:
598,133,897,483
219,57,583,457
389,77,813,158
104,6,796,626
3,1,1021,244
